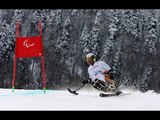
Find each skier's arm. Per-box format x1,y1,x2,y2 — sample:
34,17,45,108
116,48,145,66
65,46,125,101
80,69,93,84
99,61,114,78
88,69,96,81
99,61,111,74
81,78,92,84
99,61,116,84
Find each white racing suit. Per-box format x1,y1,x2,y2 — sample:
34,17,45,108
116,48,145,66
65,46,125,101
88,61,116,92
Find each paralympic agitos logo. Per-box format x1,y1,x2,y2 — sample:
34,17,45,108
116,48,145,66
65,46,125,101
23,39,35,48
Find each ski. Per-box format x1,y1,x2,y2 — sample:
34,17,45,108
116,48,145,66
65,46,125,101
99,91,122,97
67,83,85,95
99,91,131,97
67,88,79,95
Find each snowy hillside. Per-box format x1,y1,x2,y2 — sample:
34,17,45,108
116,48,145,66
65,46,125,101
0,88,160,110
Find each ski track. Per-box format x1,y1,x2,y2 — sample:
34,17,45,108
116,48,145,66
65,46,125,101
0,88,160,110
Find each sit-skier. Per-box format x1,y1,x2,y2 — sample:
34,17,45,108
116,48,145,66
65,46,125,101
81,53,121,95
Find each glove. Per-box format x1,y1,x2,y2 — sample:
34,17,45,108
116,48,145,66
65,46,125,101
81,78,92,84
108,70,115,80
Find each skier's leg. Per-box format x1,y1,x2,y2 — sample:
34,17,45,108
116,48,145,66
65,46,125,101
106,82,117,92
92,79,108,92
92,79,121,94
103,71,122,94
103,73,119,93
105,81,122,94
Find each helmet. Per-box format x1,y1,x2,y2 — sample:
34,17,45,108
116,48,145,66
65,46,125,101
86,53,95,58
86,53,96,62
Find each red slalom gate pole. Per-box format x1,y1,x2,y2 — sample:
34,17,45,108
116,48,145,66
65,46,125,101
12,55,16,93
16,21,20,37
41,56,46,94
39,20,46,93
12,21,19,92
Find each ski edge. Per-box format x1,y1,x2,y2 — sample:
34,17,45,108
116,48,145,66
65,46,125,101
99,91,123,97
99,93,118,97
99,92,131,97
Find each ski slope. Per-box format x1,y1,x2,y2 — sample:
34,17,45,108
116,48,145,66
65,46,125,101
0,88,160,110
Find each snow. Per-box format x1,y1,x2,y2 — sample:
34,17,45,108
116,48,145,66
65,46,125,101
0,88,160,111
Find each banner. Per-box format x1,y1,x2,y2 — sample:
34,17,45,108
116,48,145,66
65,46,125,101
15,36,43,58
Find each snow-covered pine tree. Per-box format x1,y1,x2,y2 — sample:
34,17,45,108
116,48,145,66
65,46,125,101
54,10,62,29
55,16,72,81
90,10,103,59
31,9,47,29
0,20,10,63
55,17,72,84
79,24,91,59
32,10,41,24
12,10,25,23
11,9,25,35
45,9,62,34
101,10,118,62
111,48,122,80
119,10,132,35
57,17,72,62
126,10,147,87
130,10,142,39
119,10,142,38
46,10,55,26
70,9,80,17
16,59,31,89
144,11,158,55
1,19,17,64
28,59,40,89
140,67,152,92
